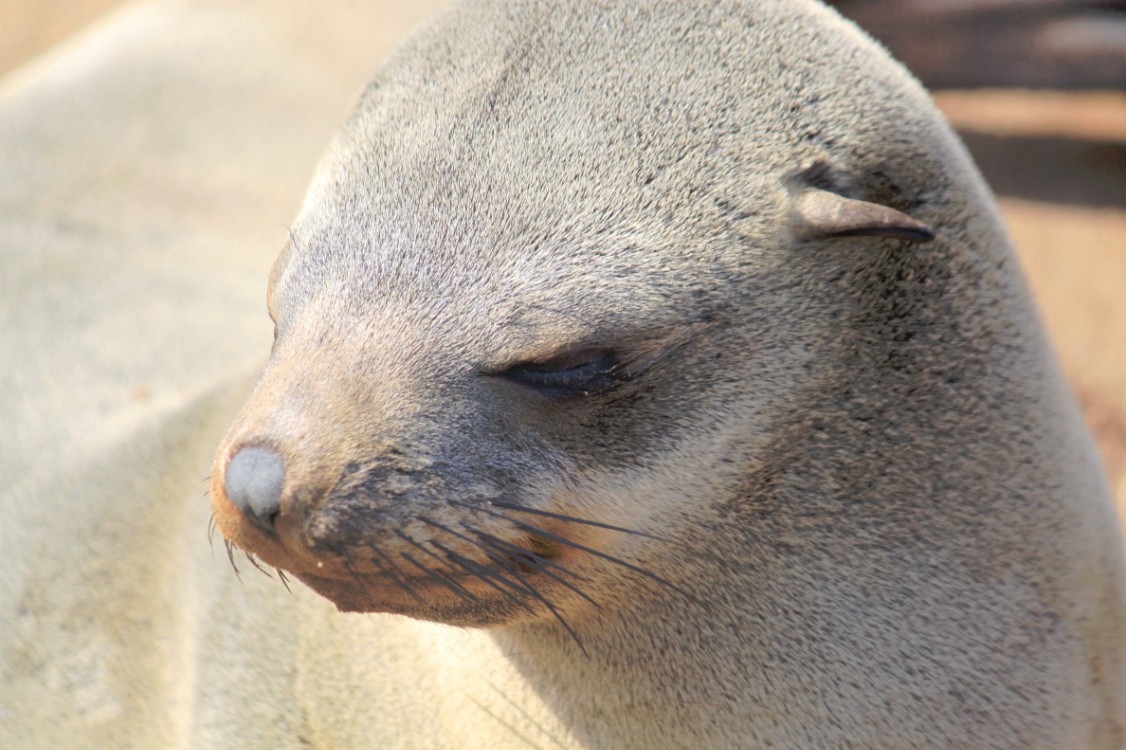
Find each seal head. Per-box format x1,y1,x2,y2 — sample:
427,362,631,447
210,0,954,627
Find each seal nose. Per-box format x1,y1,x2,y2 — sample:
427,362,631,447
224,446,285,532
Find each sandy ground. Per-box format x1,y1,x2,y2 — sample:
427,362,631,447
4,3,1125,513
0,0,127,77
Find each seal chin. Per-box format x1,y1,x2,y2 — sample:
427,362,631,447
292,568,538,626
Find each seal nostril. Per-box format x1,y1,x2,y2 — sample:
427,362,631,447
224,446,285,533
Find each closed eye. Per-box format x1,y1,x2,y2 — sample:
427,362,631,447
492,348,626,398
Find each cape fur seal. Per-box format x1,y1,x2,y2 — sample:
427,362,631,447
210,0,1126,746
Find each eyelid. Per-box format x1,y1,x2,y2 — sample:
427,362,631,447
519,347,615,372
484,321,708,384
493,349,623,398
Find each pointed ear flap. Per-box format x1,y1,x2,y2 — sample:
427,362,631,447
790,188,935,243
786,163,935,243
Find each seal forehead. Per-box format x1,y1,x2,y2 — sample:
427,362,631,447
274,220,714,376
273,0,965,363
292,0,946,297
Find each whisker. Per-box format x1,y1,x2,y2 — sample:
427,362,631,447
486,679,574,750
399,550,480,604
368,542,424,603
343,559,381,601
462,504,694,602
467,526,585,580
515,521,694,600
421,515,588,587
276,568,293,594
456,499,666,541
419,515,585,583
477,547,588,656
395,530,488,604
224,539,243,581
207,515,217,553
394,529,458,574
244,552,276,580
466,695,548,750
471,530,601,611
432,541,536,616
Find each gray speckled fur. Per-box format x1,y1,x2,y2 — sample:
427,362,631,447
214,1,1126,746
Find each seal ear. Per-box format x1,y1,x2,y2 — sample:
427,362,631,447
790,188,935,243
786,162,935,243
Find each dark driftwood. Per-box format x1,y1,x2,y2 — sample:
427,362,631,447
830,0,1126,89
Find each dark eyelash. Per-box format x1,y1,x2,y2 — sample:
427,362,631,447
495,351,624,397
